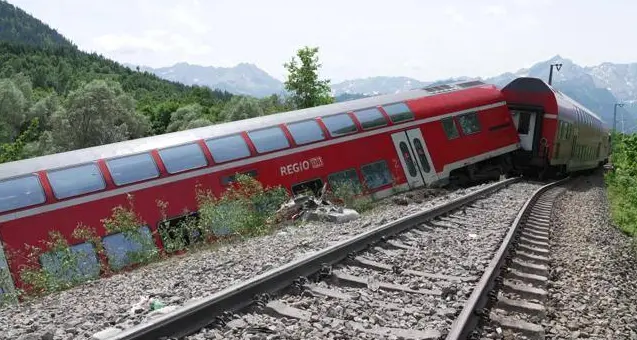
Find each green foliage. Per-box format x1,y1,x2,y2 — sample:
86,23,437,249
219,96,265,122
0,117,39,163
283,46,333,109
330,182,375,213
606,133,637,238
0,1,75,49
197,174,290,237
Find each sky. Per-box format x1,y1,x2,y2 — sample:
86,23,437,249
7,0,637,83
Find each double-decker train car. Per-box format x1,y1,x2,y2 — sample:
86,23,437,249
502,77,610,178
0,79,521,294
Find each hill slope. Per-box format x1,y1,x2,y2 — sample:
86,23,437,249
0,0,74,48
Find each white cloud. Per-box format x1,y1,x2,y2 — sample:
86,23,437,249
483,5,508,16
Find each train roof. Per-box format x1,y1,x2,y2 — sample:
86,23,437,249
503,77,606,126
0,79,493,180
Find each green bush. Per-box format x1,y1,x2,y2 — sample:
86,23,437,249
605,133,637,236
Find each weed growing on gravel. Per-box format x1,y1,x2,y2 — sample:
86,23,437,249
605,132,637,237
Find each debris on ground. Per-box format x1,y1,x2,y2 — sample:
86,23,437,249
274,185,360,224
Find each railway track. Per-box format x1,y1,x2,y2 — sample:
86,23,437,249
105,177,567,340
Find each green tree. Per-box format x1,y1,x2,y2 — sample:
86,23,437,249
0,117,39,163
166,103,213,132
46,79,150,152
283,46,333,109
0,78,27,142
219,96,264,122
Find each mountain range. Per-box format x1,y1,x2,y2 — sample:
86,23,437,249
131,57,637,131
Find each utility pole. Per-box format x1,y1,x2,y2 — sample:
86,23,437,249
548,63,562,85
612,103,625,152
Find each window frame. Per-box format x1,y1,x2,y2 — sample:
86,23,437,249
352,107,388,131
360,160,393,190
105,152,160,186
321,113,359,137
246,126,291,154
456,112,482,135
327,168,363,195
285,119,326,146
157,142,208,175
46,162,107,200
205,133,252,164
441,117,460,140
0,174,47,213
381,102,415,124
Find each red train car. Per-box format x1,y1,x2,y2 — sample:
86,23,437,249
501,77,610,177
0,79,521,294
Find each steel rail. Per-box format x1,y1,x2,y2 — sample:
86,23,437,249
445,176,570,340
108,177,521,340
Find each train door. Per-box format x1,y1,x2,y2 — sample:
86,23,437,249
391,128,438,188
511,110,536,151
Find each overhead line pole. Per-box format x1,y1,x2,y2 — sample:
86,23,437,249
548,63,562,85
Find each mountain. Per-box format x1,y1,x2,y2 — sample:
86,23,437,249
330,76,431,96
0,0,75,48
126,62,284,98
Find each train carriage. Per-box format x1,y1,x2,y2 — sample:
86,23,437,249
501,77,610,177
0,79,522,294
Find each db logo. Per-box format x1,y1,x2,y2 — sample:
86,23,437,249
280,157,324,176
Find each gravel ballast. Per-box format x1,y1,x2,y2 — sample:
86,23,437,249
0,183,497,340
186,181,543,340
545,173,637,339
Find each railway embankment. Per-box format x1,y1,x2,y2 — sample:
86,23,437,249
544,173,637,339
0,181,490,340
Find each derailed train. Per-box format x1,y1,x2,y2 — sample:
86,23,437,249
0,77,609,294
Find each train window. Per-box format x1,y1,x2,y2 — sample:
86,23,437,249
39,242,100,284
106,153,159,186
457,112,481,135
328,169,363,195
399,142,418,177
441,117,460,140
353,107,387,130
102,226,157,270
412,138,431,173
47,163,106,199
220,170,258,186
292,178,324,196
248,126,290,154
382,102,414,123
322,113,357,137
158,143,208,174
158,212,204,251
206,134,251,163
286,120,325,145
517,112,531,134
361,160,393,190
0,175,46,213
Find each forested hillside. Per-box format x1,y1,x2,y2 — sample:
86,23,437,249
0,1,291,164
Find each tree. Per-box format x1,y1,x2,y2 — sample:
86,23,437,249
0,117,39,163
219,96,264,122
166,103,213,132
46,79,149,152
283,46,333,109
0,78,27,142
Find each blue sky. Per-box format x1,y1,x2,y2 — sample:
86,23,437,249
8,0,637,82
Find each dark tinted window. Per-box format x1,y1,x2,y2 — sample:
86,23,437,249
47,163,106,199
361,160,393,189
441,118,460,139
517,112,531,134
206,134,251,163
247,126,290,153
399,142,417,177
328,169,362,195
39,242,100,283
0,175,46,213
286,120,326,145
322,113,357,137
412,138,431,173
382,103,414,123
102,226,156,270
353,108,387,130
457,112,481,134
106,153,159,186
158,143,207,174
220,170,258,186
